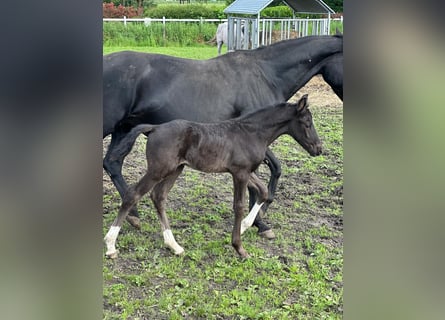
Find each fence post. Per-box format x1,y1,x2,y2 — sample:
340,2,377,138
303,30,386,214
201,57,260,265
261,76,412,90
163,16,166,42
124,16,127,27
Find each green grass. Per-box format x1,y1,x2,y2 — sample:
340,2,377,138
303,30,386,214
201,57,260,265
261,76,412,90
103,46,343,319
103,45,219,59
103,21,218,47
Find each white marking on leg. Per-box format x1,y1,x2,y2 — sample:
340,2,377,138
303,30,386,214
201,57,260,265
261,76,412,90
163,229,184,255
241,202,264,235
104,226,121,257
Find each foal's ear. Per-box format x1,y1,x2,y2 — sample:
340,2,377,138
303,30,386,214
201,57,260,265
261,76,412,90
296,94,309,112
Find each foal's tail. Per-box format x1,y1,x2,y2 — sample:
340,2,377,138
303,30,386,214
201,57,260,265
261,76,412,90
113,124,157,161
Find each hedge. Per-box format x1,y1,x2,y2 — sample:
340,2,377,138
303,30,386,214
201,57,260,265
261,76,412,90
143,4,316,19
144,4,226,19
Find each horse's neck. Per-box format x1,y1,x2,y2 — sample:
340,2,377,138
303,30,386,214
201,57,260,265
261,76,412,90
259,38,342,100
240,106,292,146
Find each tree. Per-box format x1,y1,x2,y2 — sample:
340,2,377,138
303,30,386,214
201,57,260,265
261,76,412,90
103,0,155,9
324,0,343,13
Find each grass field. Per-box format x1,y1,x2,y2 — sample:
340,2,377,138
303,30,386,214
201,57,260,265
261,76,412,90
103,46,343,319
103,46,219,59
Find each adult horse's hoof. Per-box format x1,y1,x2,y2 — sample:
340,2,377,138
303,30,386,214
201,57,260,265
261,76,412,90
126,215,141,230
259,229,276,239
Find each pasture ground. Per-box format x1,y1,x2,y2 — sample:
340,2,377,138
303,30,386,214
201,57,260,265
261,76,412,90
103,62,343,319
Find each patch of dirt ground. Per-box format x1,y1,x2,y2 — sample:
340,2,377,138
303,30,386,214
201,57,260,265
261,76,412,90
289,75,342,107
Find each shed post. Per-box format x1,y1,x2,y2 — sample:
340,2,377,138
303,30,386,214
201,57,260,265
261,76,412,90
327,12,331,35
235,18,242,50
227,16,234,52
255,14,259,49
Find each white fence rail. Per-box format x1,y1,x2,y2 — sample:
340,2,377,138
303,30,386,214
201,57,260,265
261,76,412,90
103,17,227,25
259,18,336,45
103,17,343,45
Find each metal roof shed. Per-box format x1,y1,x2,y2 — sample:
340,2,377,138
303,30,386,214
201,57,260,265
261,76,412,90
223,0,335,51
224,0,334,16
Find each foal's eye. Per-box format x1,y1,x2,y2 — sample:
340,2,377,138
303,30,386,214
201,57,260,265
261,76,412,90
299,119,310,128
302,118,311,127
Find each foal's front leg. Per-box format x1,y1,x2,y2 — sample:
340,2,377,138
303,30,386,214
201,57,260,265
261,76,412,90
241,173,268,235
248,149,280,239
232,174,249,258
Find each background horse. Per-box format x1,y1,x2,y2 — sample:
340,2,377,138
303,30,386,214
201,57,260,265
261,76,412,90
104,95,321,259
216,21,244,55
103,35,343,237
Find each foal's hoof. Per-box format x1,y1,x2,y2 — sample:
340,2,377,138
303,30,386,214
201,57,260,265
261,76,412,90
172,247,185,256
259,229,276,239
126,215,141,230
237,248,250,259
239,252,250,260
106,250,119,259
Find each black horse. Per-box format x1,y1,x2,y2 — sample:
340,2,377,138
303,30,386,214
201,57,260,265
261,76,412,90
103,35,343,237
320,52,343,100
104,95,322,259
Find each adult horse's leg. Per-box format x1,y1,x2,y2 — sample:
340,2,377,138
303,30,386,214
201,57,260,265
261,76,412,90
231,172,249,258
150,166,185,255
103,131,141,229
104,171,159,258
248,148,281,238
262,149,282,211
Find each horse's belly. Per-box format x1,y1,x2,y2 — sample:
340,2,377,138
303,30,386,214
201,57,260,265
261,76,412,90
186,160,228,174
184,150,229,174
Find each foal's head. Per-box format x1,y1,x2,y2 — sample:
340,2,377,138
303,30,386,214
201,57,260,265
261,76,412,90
288,95,322,156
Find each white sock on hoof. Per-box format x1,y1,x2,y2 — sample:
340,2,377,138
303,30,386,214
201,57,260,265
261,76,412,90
241,202,264,235
163,229,184,255
104,226,121,256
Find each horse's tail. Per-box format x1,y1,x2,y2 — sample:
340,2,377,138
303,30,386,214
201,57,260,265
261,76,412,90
112,124,157,162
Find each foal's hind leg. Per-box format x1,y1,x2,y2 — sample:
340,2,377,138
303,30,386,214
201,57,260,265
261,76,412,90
104,172,159,258
150,166,185,255
242,173,269,235
103,131,141,229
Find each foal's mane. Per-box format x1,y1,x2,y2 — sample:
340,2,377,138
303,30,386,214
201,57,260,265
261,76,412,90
236,102,305,125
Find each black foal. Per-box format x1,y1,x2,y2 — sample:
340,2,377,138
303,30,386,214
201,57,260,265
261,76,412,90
104,95,322,259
